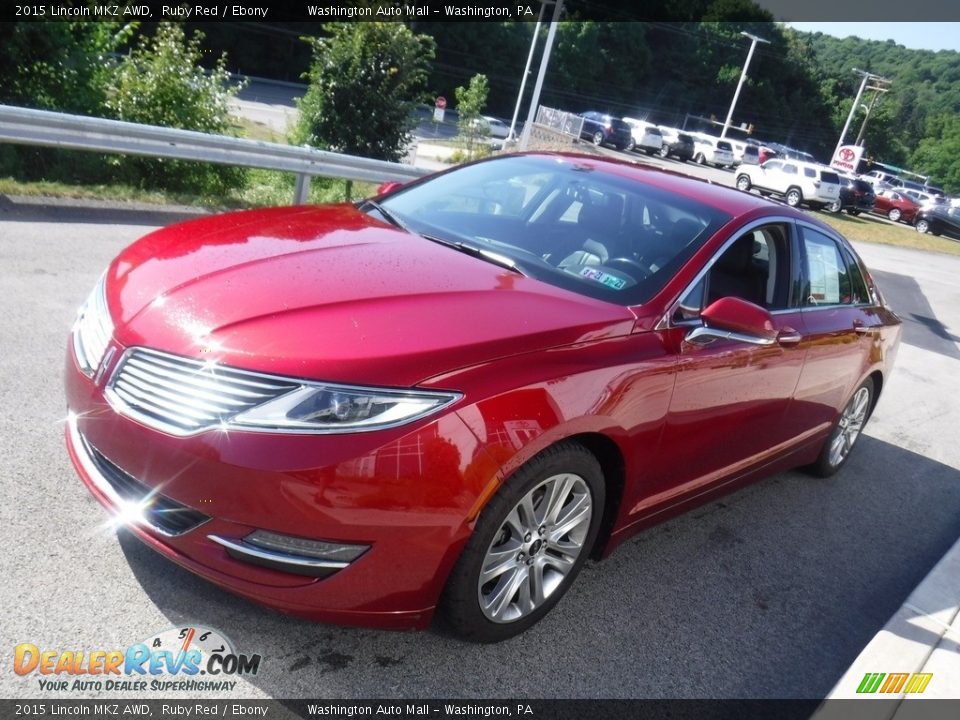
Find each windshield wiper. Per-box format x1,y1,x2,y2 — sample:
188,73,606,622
421,234,527,276
363,200,525,276
363,199,413,233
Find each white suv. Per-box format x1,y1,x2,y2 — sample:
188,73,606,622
689,133,734,168
622,117,664,155
735,160,841,210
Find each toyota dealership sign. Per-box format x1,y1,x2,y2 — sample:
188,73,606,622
831,144,865,174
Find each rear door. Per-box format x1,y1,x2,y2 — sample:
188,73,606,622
790,222,880,433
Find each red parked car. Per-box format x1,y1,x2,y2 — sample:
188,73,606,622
66,153,901,642
870,188,920,224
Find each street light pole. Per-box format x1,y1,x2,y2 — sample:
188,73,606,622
854,86,888,147
834,69,889,159
720,32,769,140
519,0,563,151
507,1,546,142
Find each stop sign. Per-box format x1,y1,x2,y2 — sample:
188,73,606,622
435,96,447,110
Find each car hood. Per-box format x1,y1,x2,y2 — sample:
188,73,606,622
108,204,636,387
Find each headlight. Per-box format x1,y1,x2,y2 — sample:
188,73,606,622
73,273,114,377
105,346,461,436
230,383,460,432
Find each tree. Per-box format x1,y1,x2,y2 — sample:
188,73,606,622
293,23,435,162
911,114,960,194
104,23,245,193
456,74,490,160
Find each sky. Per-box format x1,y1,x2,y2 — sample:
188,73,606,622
784,23,960,53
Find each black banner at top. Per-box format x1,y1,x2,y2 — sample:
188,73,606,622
4,0,960,23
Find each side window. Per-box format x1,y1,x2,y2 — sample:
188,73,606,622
803,167,816,178
672,223,791,323
763,160,782,171
839,247,871,305
800,228,858,306
782,164,798,175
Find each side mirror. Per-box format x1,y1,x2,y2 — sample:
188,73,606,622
377,181,404,196
686,297,777,346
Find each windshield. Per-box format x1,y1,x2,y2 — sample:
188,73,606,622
372,155,730,306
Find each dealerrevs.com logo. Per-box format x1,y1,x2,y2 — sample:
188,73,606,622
14,626,261,693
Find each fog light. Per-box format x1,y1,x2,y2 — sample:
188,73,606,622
244,530,368,562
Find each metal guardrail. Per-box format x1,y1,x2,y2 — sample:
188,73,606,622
0,105,429,204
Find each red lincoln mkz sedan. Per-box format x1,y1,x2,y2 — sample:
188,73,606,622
66,153,900,642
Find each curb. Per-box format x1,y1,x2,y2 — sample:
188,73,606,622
822,533,960,705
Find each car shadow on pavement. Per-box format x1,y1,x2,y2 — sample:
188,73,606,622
0,194,210,227
115,435,960,699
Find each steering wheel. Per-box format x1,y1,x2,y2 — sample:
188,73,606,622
605,257,652,281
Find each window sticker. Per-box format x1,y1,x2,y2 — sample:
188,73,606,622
578,267,627,290
806,240,841,304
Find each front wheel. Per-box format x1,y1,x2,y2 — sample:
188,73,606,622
658,145,670,158
625,138,635,153
807,378,874,478
695,153,706,165
438,443,605,642
916,218,930,234
785,187,803,208
736,174,752,192
592,131,604,147
888,208,901,223
826,200,842,213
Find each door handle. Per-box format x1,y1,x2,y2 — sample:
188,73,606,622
777,328,802,345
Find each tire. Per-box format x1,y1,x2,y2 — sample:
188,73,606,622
916,218,930,234
592,131,604,147
695,153,706,165
826,200,842,213
806,378,874,478
735,174,752,192
759,190,771,197
438,442,605,643
658,145,670,158
625,138,635,153
848,209,861,216
785,187,803,208
888,208,901,223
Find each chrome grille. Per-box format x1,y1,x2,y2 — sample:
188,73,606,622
107,348,299,436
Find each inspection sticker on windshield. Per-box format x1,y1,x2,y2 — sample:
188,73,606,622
578,267,627,290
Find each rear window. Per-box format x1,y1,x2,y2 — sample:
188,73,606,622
647,127,662,136
678,133,693,144
717,141,732,151
611,119,629,131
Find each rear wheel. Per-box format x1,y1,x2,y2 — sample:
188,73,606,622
916,218,930,234
625,138,635,153
736,174,752,192
827,200,842,213
438,443,605,642
695,152,706,165
807,378,874,478
658,145,670,158
785,187,803,208
848,209,861,216
888,208,902,222
592,131,604,147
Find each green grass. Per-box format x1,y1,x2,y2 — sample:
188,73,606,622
816,211,960,257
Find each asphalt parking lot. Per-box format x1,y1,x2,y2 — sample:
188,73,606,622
2,195,959,700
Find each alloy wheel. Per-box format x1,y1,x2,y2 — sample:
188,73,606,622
828,386,870,468
916,219,929,234
888,208,901,222
477,473,592,624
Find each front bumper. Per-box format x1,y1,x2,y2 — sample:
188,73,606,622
65,339,490,630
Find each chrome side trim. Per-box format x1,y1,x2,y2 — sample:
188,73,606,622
207,535,349,570
685,326,776,347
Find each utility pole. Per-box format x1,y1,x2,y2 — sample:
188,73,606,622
519,0,563,151
834,69,890,159
507,2,546,143
854,85,889,147
720,32,769,140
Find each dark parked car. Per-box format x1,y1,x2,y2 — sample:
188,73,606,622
657,126,696,162
829,176,876,215
579,111,632,151
915,206,960,240
66,152,901,642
